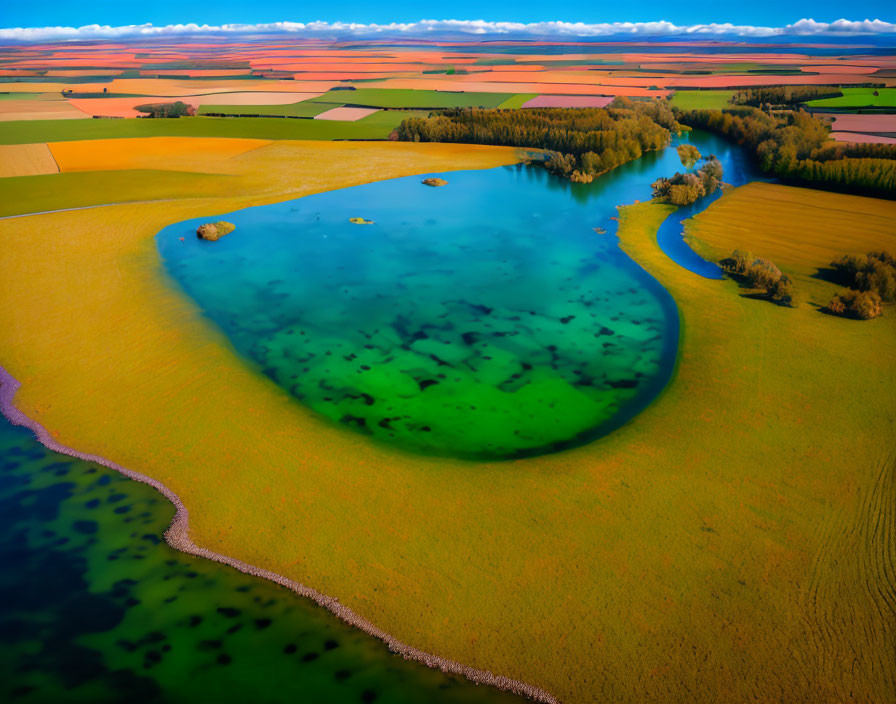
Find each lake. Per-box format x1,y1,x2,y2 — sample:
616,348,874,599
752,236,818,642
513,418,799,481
158,131,756,459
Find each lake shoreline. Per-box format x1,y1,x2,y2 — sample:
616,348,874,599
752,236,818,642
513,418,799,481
0,363,557,704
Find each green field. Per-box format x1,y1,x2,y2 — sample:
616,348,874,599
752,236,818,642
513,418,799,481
0,92,54,101
0,112,418,145
306,88,521,108
496,93,538,109
806,87,896,109
0,169,235,217
669,90,737,110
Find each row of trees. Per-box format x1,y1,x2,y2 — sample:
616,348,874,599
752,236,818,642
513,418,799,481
729,86,844,108
651,156,723,206
676,107,896,198
719,250,797,307
830,251,896,301
395,100,685,182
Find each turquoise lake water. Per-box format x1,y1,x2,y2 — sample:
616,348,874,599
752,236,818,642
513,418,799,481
157,130,754,459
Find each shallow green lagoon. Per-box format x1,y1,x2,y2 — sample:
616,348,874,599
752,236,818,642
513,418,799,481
157,159,691,458
0,417,524,703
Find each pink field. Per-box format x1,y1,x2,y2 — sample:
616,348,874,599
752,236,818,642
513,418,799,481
313,106,379,121
830,131,896,145
826,114,896,133
522,95,614,108
67,98,171,118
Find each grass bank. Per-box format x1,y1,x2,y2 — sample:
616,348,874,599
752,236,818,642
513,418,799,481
0,142,893,703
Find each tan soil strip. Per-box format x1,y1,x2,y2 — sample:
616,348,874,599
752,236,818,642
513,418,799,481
0,364,557,704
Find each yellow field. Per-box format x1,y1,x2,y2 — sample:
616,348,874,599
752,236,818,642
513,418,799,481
49,137,272,173
0,143,59,177
686,181,896,304
0,141,893,703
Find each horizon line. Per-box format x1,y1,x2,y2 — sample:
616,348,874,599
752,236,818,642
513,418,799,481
2,18,896,43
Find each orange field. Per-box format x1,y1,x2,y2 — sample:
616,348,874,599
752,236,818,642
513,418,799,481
47,136,270,173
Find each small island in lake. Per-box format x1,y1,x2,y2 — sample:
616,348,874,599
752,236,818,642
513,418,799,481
422,177,448,187
196,221,236,241
349,217,374,224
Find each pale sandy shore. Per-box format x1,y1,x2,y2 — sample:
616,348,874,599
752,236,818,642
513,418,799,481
0,364,556,704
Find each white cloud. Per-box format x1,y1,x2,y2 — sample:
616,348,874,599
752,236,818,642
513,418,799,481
1,18,895,42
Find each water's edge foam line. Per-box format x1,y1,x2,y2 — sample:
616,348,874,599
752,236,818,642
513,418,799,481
0,364,557,704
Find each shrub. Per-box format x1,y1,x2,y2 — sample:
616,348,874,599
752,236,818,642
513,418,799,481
830,250,896,301
719,251,796,307
719,250,753,274
827,289,883,319
767,275,797,307
667,176,705,205
651,156,723,206
744,257,783,290
677,144,701,168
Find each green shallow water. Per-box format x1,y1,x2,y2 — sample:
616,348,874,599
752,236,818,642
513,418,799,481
0,417,525,703
158,162,683,459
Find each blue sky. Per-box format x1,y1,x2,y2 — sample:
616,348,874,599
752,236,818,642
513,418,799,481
3,2,894,29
